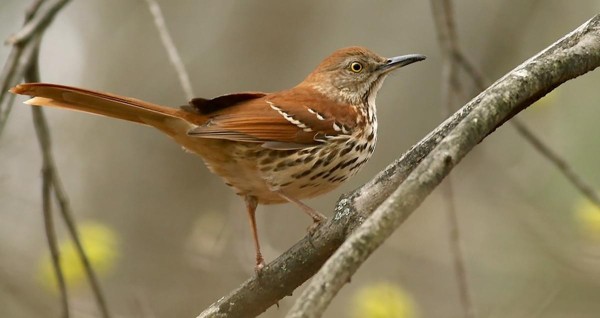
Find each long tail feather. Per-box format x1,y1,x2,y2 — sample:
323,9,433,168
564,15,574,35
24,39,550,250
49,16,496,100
11,83,186,127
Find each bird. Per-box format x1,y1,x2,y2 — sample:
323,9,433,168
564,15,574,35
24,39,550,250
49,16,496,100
11,46,425,271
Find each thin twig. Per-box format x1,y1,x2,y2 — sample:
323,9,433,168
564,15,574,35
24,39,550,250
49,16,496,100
0,47,21,135
285,16,600,318
25,30,112,318
27,35,70,318
52,164,112,318
37,114,70,318
4,0,112,317
430,1,475,317
454,48,600,208
6,0,69,45
21,24,112,318
144,0,195,100
25,0,47,21
511,118,600,206
3,2,69,316
0,0,64,136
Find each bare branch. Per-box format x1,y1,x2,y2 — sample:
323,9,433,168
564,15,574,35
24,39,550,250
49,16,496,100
2,1,70,316
431,1,475,317
454,44,600,208
31,52,70,318
36,114,70,318
0,0,69,136
24,38,112,318
6,0,69,45
25,16,73,316
24,0,46,21
52,168,112,318
24,29,113,318
3,0,112,317
511,118,600,206
144,0,195,100
284,15,600,318
0,49,19,134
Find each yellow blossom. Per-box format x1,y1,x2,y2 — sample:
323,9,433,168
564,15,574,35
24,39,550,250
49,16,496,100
575,198,600,240
351,282,418,318
39,221,118,291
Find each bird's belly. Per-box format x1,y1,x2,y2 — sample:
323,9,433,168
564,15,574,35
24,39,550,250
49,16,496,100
256,137,376,203
173,135,375,205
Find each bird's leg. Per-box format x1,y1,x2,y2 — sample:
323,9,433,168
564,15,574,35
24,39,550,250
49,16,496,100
244,195,265,272
275,190,327,234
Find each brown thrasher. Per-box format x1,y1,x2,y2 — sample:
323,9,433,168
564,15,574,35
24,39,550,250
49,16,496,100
11,47,425,270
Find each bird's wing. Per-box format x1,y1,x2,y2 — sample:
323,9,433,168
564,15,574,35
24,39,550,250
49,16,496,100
187,87,360,149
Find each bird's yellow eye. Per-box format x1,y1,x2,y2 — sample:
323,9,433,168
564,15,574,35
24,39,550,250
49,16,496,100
350,62,363,73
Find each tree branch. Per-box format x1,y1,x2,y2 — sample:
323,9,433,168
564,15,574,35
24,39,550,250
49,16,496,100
6,0,69,45
30,46,70,318
3,1,112,317
510,118,600,207
430,1,475,317
454,49,600,209
0,0,68,136
144,0,195,100
2,1,70,317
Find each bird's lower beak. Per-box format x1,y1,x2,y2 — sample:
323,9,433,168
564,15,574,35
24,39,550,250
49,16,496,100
379,54,426,72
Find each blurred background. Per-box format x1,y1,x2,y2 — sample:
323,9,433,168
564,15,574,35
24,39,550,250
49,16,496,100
1,1,600,317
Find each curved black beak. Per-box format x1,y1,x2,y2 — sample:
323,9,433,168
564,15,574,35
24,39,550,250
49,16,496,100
379,54,426,72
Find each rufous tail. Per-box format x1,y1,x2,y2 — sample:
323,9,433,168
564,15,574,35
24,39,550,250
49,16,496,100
10,83,191,133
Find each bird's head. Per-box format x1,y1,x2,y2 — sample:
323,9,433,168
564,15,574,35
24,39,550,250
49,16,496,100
301,46,425,105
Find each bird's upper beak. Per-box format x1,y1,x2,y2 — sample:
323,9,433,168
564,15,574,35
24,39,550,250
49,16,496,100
378,54,426,72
